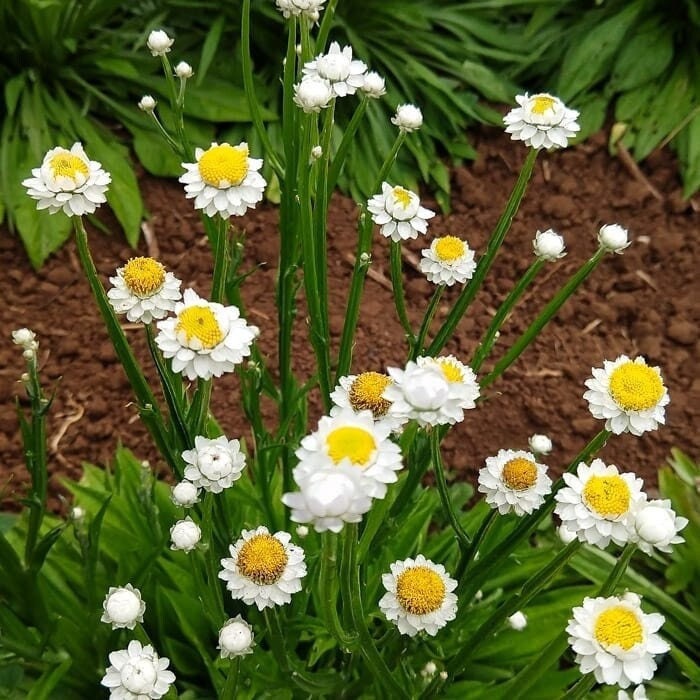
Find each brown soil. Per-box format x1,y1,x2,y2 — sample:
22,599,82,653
2,130,699,510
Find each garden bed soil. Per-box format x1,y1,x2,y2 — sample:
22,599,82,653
1,129,699,511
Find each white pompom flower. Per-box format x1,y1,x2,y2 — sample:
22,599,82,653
174,61,193,79
302,41,367,98
138,95,157,112
218,615,254,658
101,640,175,699
170,516,202,552
367,182,435,242
598,223,631,254
533,229,566,261
379,555,458,637
219,526,306,610
22,143,111,217
566,592,669,689
276,0,326,20
100,584,146,630
583,355,669,436
155,288,259,381
179,142,266,219
147,29,173,57
171,480,200,507
528,433,553,455
631,498,687,555
503,93,580,149
361,71,386,98
182,435,246,494
554,459,646,548
392,104,423,132
107,257,182,324
293,76,334,113
419,235,477,286
477,449,552,516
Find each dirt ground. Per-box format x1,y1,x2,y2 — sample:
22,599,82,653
1,129,699,510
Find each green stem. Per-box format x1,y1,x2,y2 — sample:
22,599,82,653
561,674,596,700
457,508,497,579
388,427,432,519
412,284,444,359
220,657,241,700
159,54,191,159
320,532,356,647
315,0,338,51
326,96,368,200
210,216,229,303
429,149,539,355
201,494,226,621
390,241,414,346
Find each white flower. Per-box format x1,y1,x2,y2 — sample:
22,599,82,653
170,516,201,552
599,224,631,254
419,235,477,286
101,584,145,630
392,104,423,132
583,355,669,436
182,435,246,494
293,77,334,113
533,229,566,260
329,372,404,433
138,95,157,112
22,143,111,217
503,93,580,149
219,526,306,610
384,356,479,428
618,686,648,700
282,467,372,533
147,29,173,57
107,257,182,324
295,525,309,538
367,182,435,242
567,592,669,689
276,0,326,19
291,409,403,499
171,480,200,507
71,506,85,521
478,449,552,516
179,141,266,219
218,615,254,658
421,661,437,678
302,42,367,98
528,433,553,455
311,145,323,160
508,611,528,630
554,459,646,548
631,499,687,554
361,71,386,98
101,640,175,699
379,555,458,637
11,328,36,348
558,524,578,545
155,288,259,381
174,61,193,79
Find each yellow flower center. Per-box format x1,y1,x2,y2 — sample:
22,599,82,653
608,362,664,412
392,186,413,208
176,306,224,349
326,426,376,466
198,143,249,188
594,606,643,651
349,372,392,418
531,95,556,115
122,257,166,298
434,236,466,263
395,566,446,615
501,457,538,490
437,359,464,383
50,152,89,183
237,534,288,585
582,475,630,518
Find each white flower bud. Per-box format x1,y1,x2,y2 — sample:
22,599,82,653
293,77,334,113
617,686,648,700
23,348,35,360
361,71,386,98
359,252,371,264
474,589,484,601
391,104,423,132
174,61,193,79
101,584,146,629
528,433,553,455
558,524,577,545
632,499,687,554
20,372,30,383
218,615,254,658
598,223,630,254
12,328,36,347
71,506,86,521
295,525,309,538
421,661,437,678
439,671,448,681
311,145,323,160
508,611,528,630
138,95,157,112
170,517,201,552
533,229,566,261
171,481,200,507
147,29,174,57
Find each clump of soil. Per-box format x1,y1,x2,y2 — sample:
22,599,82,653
1,129,698,510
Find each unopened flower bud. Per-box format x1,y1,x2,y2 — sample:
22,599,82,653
421,661,437,678
311,145,323,160
171,481,200,507
508,611,528,630
12,328,36,347
101,584,145,629
170,517,201,552
528,434,553,455
598,223,630,254
174,61,193,79
147,29,174,57
361,71,386,98
295,525,309,538
138,95,157,112
23,348,35,360
391,104,423,132
218,615,254,658
533,229,566,261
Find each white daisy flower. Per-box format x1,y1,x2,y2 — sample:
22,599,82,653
218,526,306,610
147,29,173,57
379,555,458,637
22,143,111,217
367,182,435,242
419,235,477,286
533,229,566,261
503,93,580,149
554,459,646,548
182,435,246,494
282,466,372,533
566,592,669,689
477,449,552,516
361,71,386,98
155,288,259,381
179,142,266,219
293,76,334,113
392,104,423,132
101,640,175,699
631,498,687,555
599,223,631,254
171,480,200,507
100,584,145,630
583,355,669,436
218,615,254,658
528,433,553,455
618,686,648,700
302,41,367,98
329,372,404,433
107,257,182,324
292,408,403,499
170,516,201,552
385,357,479,428
558,524,578,545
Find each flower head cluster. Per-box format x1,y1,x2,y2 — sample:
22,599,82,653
22,143,111,217
420,235,476,286
101,584,145,630
302,42,367,98
367,182,435,242
179,142,266,219
182,435,246,493
101,640,175,699
504,93,580,149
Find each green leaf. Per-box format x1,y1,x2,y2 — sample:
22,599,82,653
26,658,71,700
610,24,674,92
184,78,276,123
196,15,226,87
4,73,27,118
13,197,73,269
131,126,183,177
461,60,517,103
